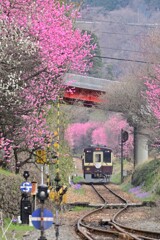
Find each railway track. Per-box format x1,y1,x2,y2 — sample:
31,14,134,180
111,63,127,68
77,184,160,240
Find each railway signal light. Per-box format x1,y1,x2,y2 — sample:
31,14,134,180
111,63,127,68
37,185,49,203
120,129,128,184
121,130,128,143
54,172,61,185
23,171,30,181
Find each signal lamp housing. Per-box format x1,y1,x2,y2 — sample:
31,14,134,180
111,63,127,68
37,184,49,203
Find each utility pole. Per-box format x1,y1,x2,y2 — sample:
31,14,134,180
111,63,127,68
121,129,124,184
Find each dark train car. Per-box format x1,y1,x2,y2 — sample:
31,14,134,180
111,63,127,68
82,145,113,183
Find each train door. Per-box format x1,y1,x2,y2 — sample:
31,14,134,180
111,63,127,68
93,151,103,169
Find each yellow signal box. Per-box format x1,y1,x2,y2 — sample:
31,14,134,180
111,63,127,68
53,141,59,150
49,189,56,201
54,131,58,137
36,149,47,164
49,186,67,204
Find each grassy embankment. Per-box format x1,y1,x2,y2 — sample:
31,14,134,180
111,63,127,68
0,168,34,240
0,218,34,240
112,158,160,201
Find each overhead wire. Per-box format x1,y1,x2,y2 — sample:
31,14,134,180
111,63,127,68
93,55,155,64
99,46,155,54
77,19,160,28
78,18,159,63
100,31,149,37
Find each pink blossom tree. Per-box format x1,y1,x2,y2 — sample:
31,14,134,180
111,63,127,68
145,66,160,147
65,122,98,151
0,0,94,171
145,66,160,122
65,114,133,157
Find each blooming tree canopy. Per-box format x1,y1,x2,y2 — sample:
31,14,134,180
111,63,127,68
145,65,160,123
145,65,160,146
65,114,133,157
0,0,94,168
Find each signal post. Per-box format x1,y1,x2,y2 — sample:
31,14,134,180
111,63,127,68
120,129,128,183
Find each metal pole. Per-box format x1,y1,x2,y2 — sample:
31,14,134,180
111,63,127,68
41,165,44,185
56,96,60,178
133,126,137,168
40,203,44,238
32,195,36,212
38,202,47,240
121,129,124,184
55,209,59,240
54,96,61,188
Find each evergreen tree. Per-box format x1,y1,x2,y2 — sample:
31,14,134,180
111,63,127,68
83,31,103,78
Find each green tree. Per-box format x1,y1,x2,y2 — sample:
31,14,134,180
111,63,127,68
84,31,103,78
106,64,114,80
144,0,160,9
47,104,75,185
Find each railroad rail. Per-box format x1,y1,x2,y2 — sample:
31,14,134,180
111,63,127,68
76,184,160,240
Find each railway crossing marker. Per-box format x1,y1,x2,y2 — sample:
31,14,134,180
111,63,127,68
20,181,32,193
31,208,54,230
36,149,47,164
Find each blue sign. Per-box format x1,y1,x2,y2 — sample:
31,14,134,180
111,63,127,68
20,181,32,193
32,208,54,230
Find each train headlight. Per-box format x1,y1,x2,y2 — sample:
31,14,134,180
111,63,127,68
95,163,101,169
86,167,90,171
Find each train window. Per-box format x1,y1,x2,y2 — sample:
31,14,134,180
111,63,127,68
85,152,93,163
104,151,111,163
95,153,101,162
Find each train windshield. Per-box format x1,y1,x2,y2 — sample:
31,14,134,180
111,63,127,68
85,151,92,163
104,151,111,163
95,153,101,162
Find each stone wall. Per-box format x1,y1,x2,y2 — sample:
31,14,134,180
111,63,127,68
0,172,23,218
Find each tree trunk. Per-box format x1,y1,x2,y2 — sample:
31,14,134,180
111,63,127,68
14,148,20,174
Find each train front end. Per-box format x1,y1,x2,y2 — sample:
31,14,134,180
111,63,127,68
82,146,113,183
